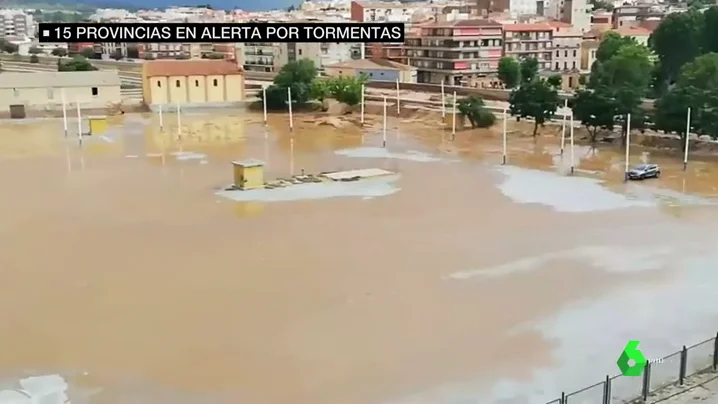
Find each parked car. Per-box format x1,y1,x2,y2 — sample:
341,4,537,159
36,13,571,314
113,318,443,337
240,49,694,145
627,164,661,180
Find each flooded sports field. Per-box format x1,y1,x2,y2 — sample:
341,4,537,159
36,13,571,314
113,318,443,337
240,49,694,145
1,111,718,404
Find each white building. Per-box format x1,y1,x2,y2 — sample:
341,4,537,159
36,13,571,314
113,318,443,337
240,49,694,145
546,0,590,32
0,10,34,40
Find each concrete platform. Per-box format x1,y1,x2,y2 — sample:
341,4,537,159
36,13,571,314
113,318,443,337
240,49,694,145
322,168,394,181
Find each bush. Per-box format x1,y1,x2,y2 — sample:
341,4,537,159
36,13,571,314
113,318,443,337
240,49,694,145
324,75,365,106
457,95,496,128
30,55,40,63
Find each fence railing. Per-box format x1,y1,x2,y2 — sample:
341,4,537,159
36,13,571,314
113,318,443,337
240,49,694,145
547,333,718,404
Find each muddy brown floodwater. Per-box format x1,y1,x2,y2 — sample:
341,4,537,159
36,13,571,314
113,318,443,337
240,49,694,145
1,111,718,404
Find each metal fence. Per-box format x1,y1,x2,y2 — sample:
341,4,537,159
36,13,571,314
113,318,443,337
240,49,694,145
546,333,718,404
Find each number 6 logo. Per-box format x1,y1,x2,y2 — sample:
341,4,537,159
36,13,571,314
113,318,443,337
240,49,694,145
617,340,648,376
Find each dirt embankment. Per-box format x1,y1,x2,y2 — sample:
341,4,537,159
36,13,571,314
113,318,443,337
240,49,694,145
292,103,718,158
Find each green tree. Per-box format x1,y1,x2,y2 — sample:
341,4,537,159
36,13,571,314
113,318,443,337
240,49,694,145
666,53,718,139
0,39,18,54
324,75,366,106
58,55,98,72
51,47,68,57
588,43,652,142
310,79,329,102
457,95,496,128
80,48,95,59
28,46,43,55
547,74,562,89
653,87,692,148
571,89,616,143
520,57,539,84
175,54,190,60
596,31,636,63
703,6,718,54
509,78,560,137
262,59,319,110
649,9,704,90
30,55,40,63
126,45,139,59
143,54,156,60
497,56,521,88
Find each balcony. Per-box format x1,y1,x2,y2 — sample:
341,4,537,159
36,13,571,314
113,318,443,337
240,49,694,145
245,49,274,56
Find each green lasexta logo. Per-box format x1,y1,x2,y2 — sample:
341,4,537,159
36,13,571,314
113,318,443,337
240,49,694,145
617,340,648,376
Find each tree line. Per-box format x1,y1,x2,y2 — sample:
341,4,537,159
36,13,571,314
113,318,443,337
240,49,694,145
488,6,718,147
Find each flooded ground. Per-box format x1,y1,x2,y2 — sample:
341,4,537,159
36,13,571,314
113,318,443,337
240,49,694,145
1,111,718,404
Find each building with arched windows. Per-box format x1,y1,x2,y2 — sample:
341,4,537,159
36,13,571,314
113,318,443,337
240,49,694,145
141,59,245,108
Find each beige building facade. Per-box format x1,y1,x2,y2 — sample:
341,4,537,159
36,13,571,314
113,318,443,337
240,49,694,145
503,23,554,71
0,71,121,114
325,59,417,83
142,60,245,106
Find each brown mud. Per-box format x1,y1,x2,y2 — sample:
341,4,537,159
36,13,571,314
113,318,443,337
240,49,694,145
0,111,716,403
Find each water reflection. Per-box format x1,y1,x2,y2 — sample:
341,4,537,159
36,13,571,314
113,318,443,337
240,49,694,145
0,111,718,404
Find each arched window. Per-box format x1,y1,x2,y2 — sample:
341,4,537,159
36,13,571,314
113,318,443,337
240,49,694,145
213,79,218,87
175,80,180,87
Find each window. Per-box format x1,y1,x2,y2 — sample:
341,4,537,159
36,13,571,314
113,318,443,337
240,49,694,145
195,80,199,87
555,62,560,70
564,50,568,57
91,87,98,96
572,61,576,69
175,80,180,87
213,79,218,87
13,88,18,97
564,62,568,69
298,49,303,56
556,50,559,57
573,50,577,57
157,80,162,88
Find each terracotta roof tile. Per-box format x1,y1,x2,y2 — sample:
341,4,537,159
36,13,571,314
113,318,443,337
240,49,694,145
425,18,502,28
503,23,554,32
143,60,243,77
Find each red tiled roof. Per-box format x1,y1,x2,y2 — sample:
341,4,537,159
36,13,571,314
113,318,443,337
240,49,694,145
503,23,554,32
424,18,502,28
144,60,243,77
612,26,652,36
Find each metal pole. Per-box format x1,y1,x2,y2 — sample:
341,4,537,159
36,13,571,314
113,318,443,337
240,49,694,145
502,108,507,165
288,87,293,132
560,98,567,155
262,85,267,126
290,137,295,177
570,113,575,175
441,81,446,118
683,107,691,171
159,104,163,131
61,88,67,137
624,113,632,182
382,96,387,147
360,84,365,126
396,78,400,115
176,103,181,139
76,101,82,146
451,91,457,140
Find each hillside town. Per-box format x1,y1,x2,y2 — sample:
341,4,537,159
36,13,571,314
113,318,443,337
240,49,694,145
0,0,699,88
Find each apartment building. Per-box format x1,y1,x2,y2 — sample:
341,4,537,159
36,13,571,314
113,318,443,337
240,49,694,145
548,22,581,72
239,43,288,73
138,43,191,59
99,42,128,58
288,42,361,71
0,10,33,39
476,0,510,15
404,19,504,86
612,4,664,29
366,43,406,64
546,0,591,32
350,1,414,22
503,24,553,71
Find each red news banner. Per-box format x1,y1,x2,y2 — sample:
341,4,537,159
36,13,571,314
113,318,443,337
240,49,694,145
38,22,405,43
